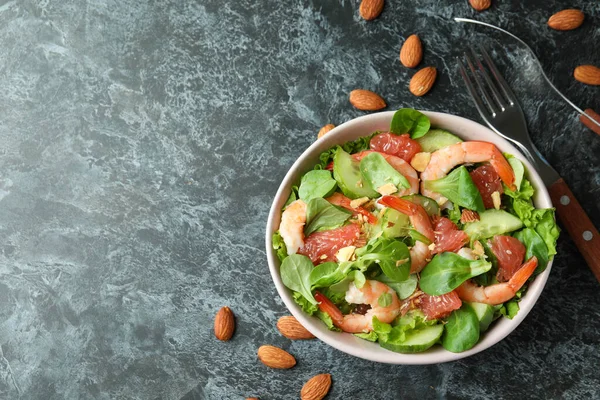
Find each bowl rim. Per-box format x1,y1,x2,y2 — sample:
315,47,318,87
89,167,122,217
265,110,553,365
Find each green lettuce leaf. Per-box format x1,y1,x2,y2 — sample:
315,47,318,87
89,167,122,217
423,166,485,213
317,133,376,169
272,232,288,262
304,198,351,236
292,291,318,315
354,331,379,342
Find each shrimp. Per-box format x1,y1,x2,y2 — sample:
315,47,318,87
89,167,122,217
379,195,435,273
421,141,516,203
455,256,538,305
353,150,420,196
316,280,402,333
279,199,307,255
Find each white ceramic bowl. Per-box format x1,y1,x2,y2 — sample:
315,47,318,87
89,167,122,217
265,111,553,364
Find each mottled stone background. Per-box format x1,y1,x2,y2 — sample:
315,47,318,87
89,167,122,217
0,0,598,399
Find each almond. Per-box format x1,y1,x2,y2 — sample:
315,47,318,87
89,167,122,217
469,0,491,12
491,191,501,210
277,316,316,340
246,398,259,400
257,345,296,369
301,374,332,400
359,0,384,21
214,306,235,341
399,34,423,68
574,65,600,86
409,67,437,97
548,9,584,31
349,89,386,111
460,209,480,224
317,124,335,139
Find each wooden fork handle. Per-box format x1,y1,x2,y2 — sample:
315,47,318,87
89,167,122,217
549,178,600,282
580,108,600,136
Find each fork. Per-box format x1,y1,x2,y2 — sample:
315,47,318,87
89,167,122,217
458,45,600,282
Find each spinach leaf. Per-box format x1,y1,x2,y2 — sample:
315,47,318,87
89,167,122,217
442,306,480,353
309,262,345,288
446,203,463,227
375,273,418,299
280,254,317,304
423,166,485,213
513,228,549,274
284,185,299,208
420,252,492,296
272,232,288,262
304,198,351,236
390,108,431,139
378,292,392,307
354,237,411,282
348,270,366,288
359,152,410,191
472,240,498,286
298,170,337,201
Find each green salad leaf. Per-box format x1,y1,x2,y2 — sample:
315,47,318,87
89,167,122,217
292,291,318,315
472,239,499,286
354,237,412,283
513,228,550,274
354,331,378,342
423,166,485,213
499,300,520,319
304,198,351,236
378,292,393,307
446,203,463,227
510,199,559,256
390,108,431,139
420,252,492,296
442,306,480,353
317,133,376,169
375,273,418,299
280,254,317,304
504,178,535,200
272,232,288,262
359,152,411,191
284,185,299,208
298,170,337,201
310,262,345,288
316,310,341,331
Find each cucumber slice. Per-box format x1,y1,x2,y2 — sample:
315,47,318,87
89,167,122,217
380,324,444,353
463,209,524,241
380,208,410,238
508,157,525,190
401,194,440,216
416,129,463,152
333,148,378,199
466,302,495,332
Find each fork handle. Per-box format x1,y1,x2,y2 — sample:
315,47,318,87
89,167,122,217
580,109,600,136
549,178,600,282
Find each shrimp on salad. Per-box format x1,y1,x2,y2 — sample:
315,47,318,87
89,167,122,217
379,195,435,273
315,280,403,333
421,141,515,203
455,256,538,305
279,199,307,255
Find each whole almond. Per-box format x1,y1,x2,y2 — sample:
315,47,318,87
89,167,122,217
349,89,386,111
214,306,235,341
317,124,335,139
469,0,491,12
359,0,384,21
574,65,600,86
246,398,259,400
548,9,584,31
301,374,332,400
409,67,437,97
277,316,316,340
257,345,296,369
400,34,423,68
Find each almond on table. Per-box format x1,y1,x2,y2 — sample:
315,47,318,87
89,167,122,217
547,9,584,31
277,316,316,339
409,67,437,97
400,34,423,68
574,65,600,86
257,345,296,369
301,374,332,400
349,89,386,111
469,0,491,12
317,124,335,139
213,306,235,341
359,0,384,21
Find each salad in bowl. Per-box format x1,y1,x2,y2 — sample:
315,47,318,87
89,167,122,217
267,109,559,362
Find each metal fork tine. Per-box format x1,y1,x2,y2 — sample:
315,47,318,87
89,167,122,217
478,44,516,106
463,51,498,116
457,57,491,119
469,47,506,111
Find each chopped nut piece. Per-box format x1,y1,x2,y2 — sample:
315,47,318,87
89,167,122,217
335,246,357,262
410,152,431,172
472,240,485,257
350,197,370,209
428,242,436,251
460,209,480,224
491,191,501,210
377,183,398,195
436,196,449,206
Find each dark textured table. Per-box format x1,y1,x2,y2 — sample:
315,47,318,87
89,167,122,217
1,1,599,399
